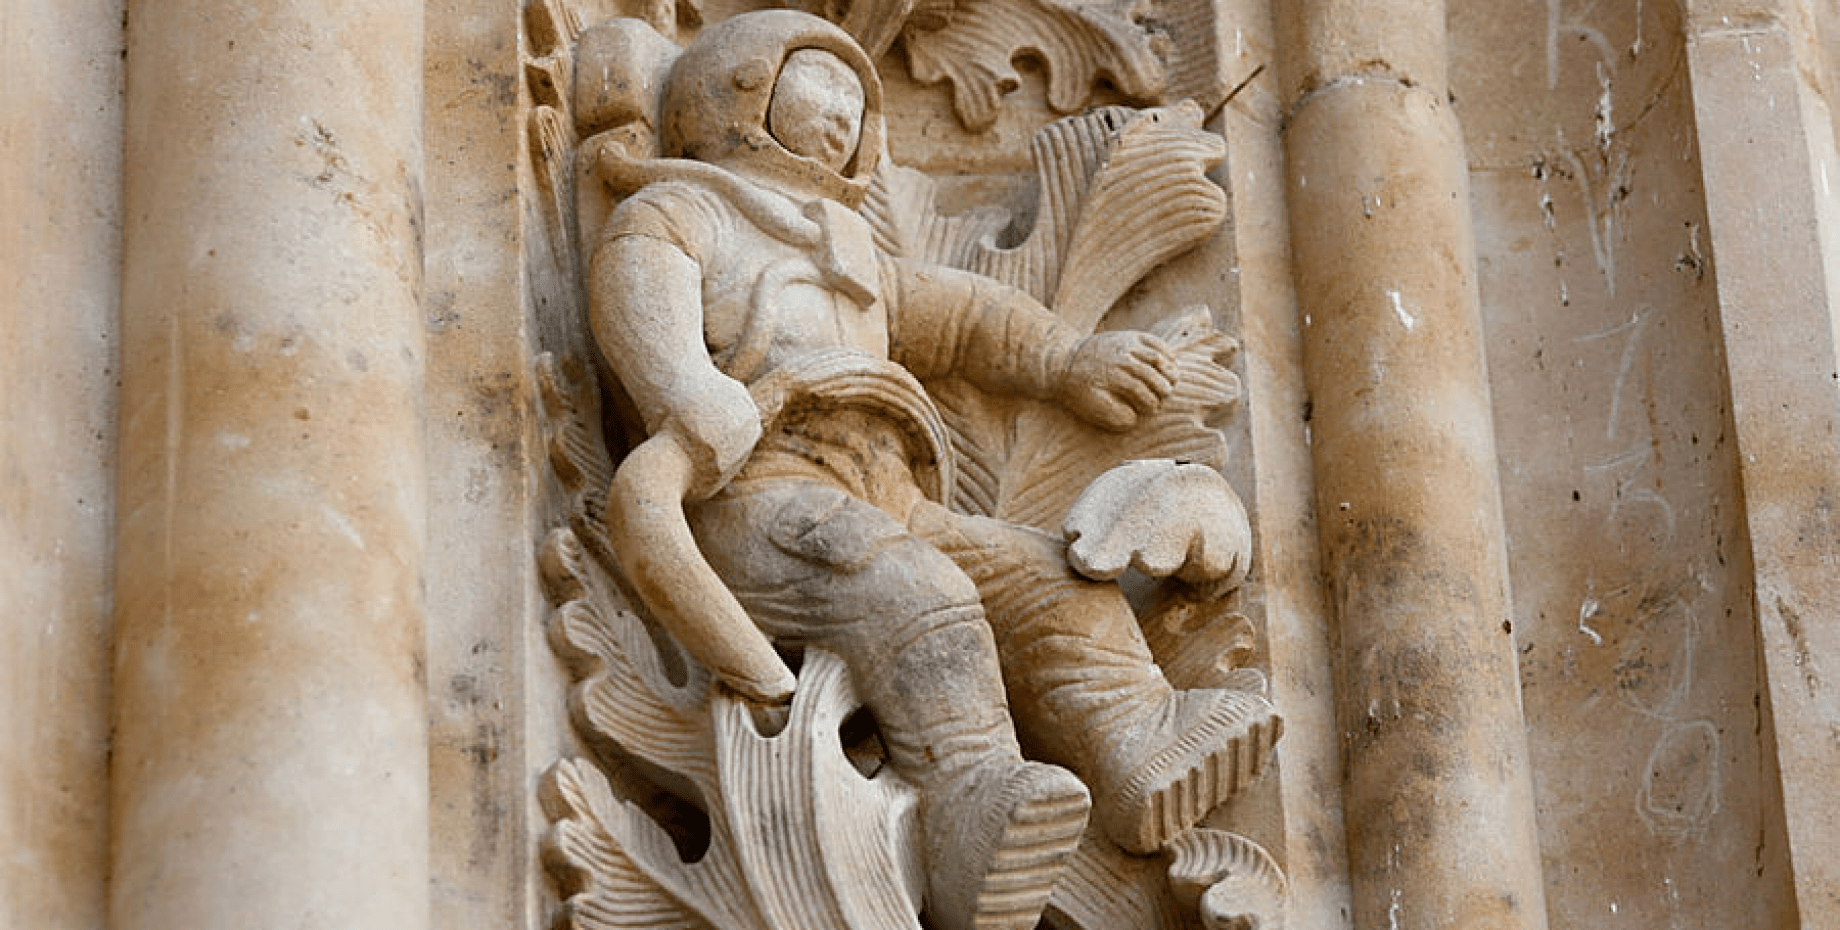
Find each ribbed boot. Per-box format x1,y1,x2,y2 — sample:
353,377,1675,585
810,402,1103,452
919,758,1091,930
861,603,1092,930
920,514,1282,853
1080,687,1280,853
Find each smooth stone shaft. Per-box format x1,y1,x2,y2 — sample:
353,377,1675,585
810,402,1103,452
1282,6,1550,927
111,2,429,929
0,2,121,927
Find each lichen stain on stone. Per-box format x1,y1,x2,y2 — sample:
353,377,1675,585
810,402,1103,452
1773,594,1822,698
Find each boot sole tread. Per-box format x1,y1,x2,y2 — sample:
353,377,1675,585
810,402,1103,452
1109,693,1282,853
969,777,1090,930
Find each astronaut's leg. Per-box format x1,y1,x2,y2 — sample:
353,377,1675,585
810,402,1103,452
911,501,1281,854
691,481,1089,930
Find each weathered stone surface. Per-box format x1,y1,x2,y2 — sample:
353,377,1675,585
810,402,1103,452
0,3,122,929
421,4,550,928
1686,5,1840,924
1455,1,1802,925
9,0,1840,928
110,2,430,929
1282,4,1549,927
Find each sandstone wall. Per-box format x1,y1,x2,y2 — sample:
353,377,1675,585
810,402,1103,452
1455,2,1798,925
7,1,1840,928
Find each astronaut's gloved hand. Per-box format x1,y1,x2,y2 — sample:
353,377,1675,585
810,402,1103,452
1056,330,1177,431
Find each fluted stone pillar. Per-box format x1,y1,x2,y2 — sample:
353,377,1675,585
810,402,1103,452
1279,3,1549,927
111,2,429,928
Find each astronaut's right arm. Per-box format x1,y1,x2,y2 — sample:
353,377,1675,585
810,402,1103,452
589,233,762,499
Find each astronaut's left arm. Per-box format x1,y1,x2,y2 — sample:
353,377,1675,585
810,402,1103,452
883,257,1176,431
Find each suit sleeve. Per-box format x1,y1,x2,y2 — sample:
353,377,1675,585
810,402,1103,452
590,187,760,498
882,257,1080,399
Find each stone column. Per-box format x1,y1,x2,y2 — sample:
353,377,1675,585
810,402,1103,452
1,2,122,928
1278,3,1549,928
110,3,429,929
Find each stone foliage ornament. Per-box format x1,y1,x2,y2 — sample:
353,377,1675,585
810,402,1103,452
796,0,1236,131
541,506,924,930
524,3,1287,928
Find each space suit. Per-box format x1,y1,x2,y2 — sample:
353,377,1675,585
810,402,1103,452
590,12,1279,930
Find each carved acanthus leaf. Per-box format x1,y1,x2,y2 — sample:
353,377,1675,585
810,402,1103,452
537,353,618,561
1045,839,1190,929
542,643,924,930
896,0,1234,131
1043,827,1287,930
543,758,729,930
864,105,1236,531
865,103,1227,335
547,535,720,799
903,0,1163,131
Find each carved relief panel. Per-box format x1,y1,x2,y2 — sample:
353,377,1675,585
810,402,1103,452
516,1,1285,926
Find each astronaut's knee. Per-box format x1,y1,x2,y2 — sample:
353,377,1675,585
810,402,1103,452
857,534,983,621
765,489,908,573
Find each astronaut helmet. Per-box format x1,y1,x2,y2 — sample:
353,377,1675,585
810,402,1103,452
660,9,886,207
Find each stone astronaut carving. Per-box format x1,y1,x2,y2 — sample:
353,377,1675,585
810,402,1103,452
587,11,1278,930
